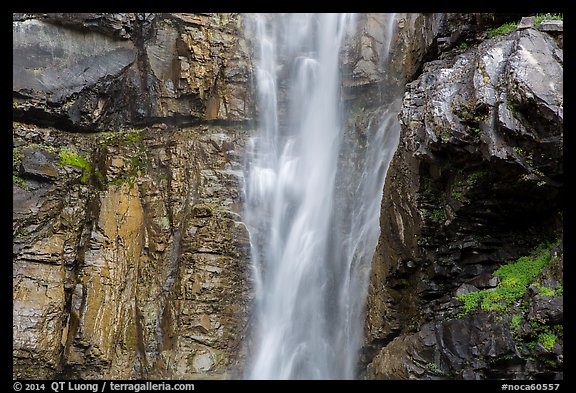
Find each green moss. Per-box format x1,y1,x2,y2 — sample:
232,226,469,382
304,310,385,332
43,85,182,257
538,332,557,351
555,285,563,296
452,190,463,201
454,103,487,143
511,313,523,331
124,129,143,143
433,208,446,224
525,340,537,351
97,128,144,147
108,155,146,190
532,283,557,297
58,148,92,183
13,147,23,169
471,127,481,143
13,175,29,190
456,241,558,316
457,42,469,50
467,170,487,185
487,22,518,39
458,290,483,314
455,105,488,124
507,99,517,115
425,362,444,375
436,127,451,143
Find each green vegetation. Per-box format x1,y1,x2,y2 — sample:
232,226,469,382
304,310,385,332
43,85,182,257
467,170,487,185
110,156,147,190
97,128,144,148
455,241,560,315
470,127,481,143
457,42,469,50
13,147,23,169
433,208,446,224
511,313,523,331
487,22,518,39
425,362,444,375
534,13,563,29
532,283,558,297
454,103,487,144
437,127,451,143
455,105,488,124
13,175,29,190
525,319,563,353
452,190,463,201
58,148,92,183
485,14,562,40
538,332,557,351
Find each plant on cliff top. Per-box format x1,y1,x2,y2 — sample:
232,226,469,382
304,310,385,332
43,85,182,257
534,14,563,29
487,22,518,39
455,241,559,315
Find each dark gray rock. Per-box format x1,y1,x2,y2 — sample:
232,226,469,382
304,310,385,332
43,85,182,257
529,295,563,324
13,19,136,103
539,20,563,33
13,13,254,131
18,148,60,180
517,16,535,30
364,16,563,381
455,283,479,297
42,13,137,39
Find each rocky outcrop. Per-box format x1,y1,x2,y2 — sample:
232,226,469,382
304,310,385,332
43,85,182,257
13,13,253,132
363,18,563,379
13,13,254,380
13,122,252,379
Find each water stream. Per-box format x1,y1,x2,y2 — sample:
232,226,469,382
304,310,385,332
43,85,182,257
242,13,400,379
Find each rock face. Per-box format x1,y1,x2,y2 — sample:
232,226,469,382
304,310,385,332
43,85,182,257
363,18,563,379
14,13,563,381
13,13,253,132
13,122,253,379
13,13,253,379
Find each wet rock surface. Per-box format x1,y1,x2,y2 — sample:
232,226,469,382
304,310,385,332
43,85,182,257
363,18,563,380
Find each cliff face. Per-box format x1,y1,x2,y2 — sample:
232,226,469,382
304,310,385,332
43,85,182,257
13,13,254,379
363,15,563,379
13,13,563,380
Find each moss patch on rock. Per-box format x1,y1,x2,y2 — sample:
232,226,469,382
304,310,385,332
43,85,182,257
456,240,560,315
58,148,92,183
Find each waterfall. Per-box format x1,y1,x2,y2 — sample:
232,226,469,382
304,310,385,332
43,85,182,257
242,13,400,380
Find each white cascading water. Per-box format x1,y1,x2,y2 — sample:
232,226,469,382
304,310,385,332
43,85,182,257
242,13,400,379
